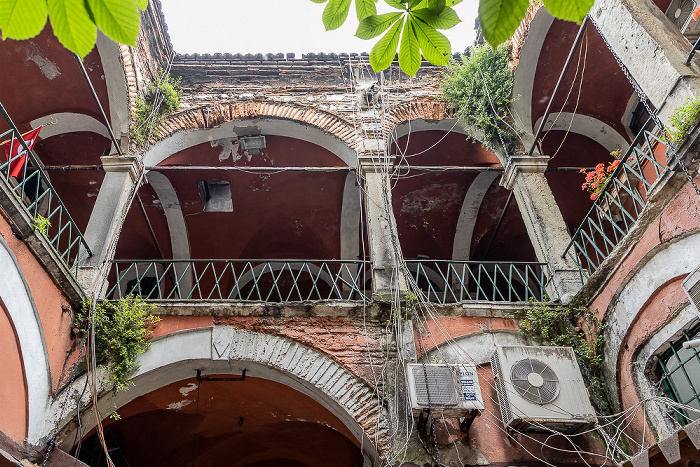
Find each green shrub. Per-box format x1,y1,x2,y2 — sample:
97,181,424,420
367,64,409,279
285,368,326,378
32,215,51,235
440,45,520,154
668,96,700,143
75,296,160,392
132,70,182,147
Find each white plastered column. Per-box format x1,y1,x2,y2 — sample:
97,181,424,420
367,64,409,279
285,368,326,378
77,155,141,295
500,156,582,303
591,0,700,125
359,156,406,300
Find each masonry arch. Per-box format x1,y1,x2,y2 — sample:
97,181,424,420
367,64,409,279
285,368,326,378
0,235,52,444
143,102,358,167
54,327,389,465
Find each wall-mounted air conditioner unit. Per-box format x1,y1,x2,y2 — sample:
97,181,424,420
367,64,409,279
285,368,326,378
682,265,700,312
666,0,700,39
406,363,484,419
491,346,596,434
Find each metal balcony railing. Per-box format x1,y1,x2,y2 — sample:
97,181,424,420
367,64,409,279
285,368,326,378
405,260,548,303
107,259,371,301
563,125,668,280
0,104,91,271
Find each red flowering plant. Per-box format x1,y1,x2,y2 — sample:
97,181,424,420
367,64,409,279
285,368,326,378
579,150,633,201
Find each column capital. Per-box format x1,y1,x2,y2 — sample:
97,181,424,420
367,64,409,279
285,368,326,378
499,155,550,190
101,154,142,181
358,154,395,174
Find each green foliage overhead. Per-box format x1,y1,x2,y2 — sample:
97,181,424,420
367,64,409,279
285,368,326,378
132,70,182,147
311,0,594,74
0,0,148,57
440,45,519,153
75,296,160,393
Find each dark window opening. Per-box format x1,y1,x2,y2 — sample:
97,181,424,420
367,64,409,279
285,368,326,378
656,322,700,425
197,180,233,212
125,276,159,299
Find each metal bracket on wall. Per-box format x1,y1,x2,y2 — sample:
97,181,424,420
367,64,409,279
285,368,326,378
195,369,246,382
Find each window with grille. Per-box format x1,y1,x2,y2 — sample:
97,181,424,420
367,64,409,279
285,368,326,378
656,323,700,425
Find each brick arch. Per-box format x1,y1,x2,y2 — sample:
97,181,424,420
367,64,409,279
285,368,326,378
152,101,359,151
385,99,456,134
52,326,390,465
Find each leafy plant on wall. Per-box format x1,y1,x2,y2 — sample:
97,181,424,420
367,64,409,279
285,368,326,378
0,0,148,58
310,0,594,75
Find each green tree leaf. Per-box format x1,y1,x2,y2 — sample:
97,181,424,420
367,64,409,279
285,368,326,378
48,0,97,57
478,0,529,46
543,0,593,23
309,0,328,3
384,0,407,10
413,0,445,11
356,11,402,39
413,6,460,29
446,0,462,5
0,0,48,40
399,15,420,76
136,0,148,10
356,0,377,20
413,17,450,65
86,0,140,45
323,0,352,30
370,16,403,72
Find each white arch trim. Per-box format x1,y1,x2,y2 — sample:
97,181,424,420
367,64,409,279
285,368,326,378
533,112,630,153
604,233,700,410
143,119,357,168
452,172,499,261
29,112,110,140
512,9,555,148
0,235,52,444
145,172,192,294
53,327,389,464
95,32,130,140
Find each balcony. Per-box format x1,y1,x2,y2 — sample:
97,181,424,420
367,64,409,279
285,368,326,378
107,259,370,301
405,260,549,303
0,104,91,277
563,124,668,279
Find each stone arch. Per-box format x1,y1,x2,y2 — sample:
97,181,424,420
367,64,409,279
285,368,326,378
511,8,555,149
452,172,500,261
604,232,700,414
52,327,390,464
144,102,359,167
532,112,630,153
0,235,51,444
425,330,530,365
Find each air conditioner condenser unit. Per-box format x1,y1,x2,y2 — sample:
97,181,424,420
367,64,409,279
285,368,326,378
406,363,484,419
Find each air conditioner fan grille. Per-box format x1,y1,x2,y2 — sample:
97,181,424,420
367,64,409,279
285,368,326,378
510,358,559,405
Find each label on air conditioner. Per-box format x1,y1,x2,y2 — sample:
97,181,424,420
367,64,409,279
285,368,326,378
459,370,478,401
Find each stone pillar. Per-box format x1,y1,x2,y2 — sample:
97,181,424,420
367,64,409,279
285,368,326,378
359,156,407,301
591,0,700,125
500,156,582,303
77,155,141,295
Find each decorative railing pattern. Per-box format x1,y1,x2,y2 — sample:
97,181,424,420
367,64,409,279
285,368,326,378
405,260,548,303
563,125,668,279
107,259,371,301
0,104,91,270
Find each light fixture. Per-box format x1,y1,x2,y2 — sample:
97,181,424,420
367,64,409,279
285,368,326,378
239,135,266,156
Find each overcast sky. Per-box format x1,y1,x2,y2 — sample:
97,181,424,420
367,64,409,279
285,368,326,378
159,0,479,56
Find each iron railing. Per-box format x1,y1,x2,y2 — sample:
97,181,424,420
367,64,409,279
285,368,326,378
107,259,371,301
405,260,548,303
0,104,92,270
563,124,668,280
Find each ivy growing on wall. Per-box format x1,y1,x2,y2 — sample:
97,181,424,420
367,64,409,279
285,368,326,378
440,45,520,154
75,296,160,392
131,71,182,148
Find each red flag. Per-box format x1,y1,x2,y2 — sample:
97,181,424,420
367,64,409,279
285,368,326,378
693,5,700,21
2,126,42,178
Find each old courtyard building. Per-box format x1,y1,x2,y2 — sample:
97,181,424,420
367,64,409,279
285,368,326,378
0,0,700,465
